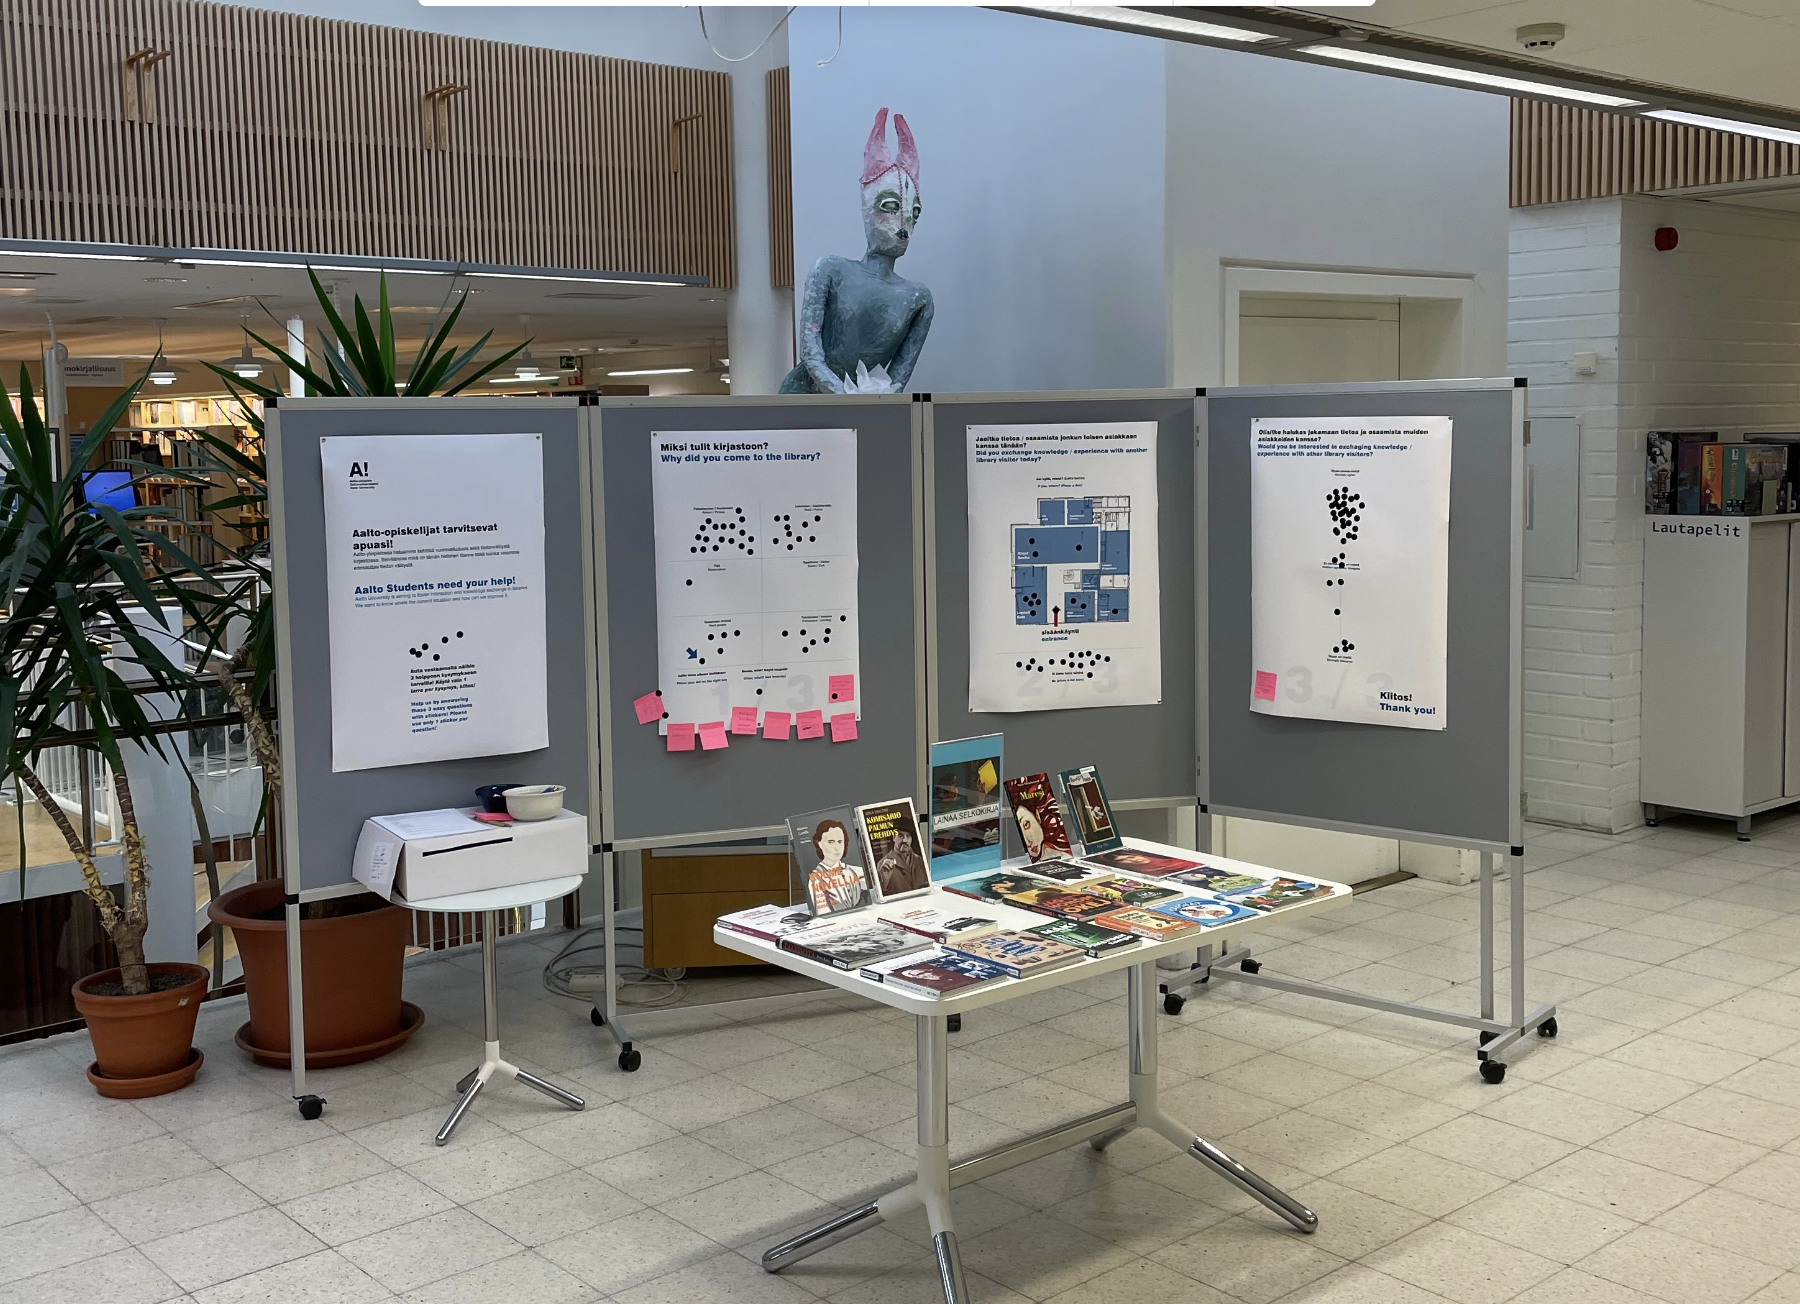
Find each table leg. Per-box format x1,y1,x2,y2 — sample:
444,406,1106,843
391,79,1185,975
917,1013,968,1304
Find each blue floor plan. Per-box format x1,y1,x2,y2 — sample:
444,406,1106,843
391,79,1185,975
1012,496,1131,626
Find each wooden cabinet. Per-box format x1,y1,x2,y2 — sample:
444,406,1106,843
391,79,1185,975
641,847,791,970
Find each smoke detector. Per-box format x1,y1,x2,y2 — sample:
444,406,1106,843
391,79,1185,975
1516,23,1565,50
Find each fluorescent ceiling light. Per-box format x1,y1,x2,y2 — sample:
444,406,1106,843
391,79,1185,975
1301,45,1645,108
487,373,558,384
1644,109,1800,147
0,249,147,261
1014,5,1278,42
467,271,684,287
607,367,694,377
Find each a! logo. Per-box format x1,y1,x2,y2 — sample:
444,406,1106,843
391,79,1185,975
349,461,369,478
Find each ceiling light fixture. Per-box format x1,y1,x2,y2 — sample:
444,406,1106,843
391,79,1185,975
467,271,688,287
1014,5,1279,44
1643,109,1800,147
0,249,148,261
1299,45,1645,108
607,367,695,377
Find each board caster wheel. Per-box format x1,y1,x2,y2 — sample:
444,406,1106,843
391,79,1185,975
1478,1030,1498,1046
297,1095,325,1120
1538,1017,1558,1039
946,1014,962,1033
1163,993,1186,1016
590,1009,604,1027
618,1048,641,1072
1240,959,1261,975
1479,1059,1507,1085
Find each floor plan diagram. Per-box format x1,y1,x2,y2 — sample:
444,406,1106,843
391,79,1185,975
1013,496,1132,626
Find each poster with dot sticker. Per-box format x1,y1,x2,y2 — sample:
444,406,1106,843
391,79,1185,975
651,429,860,733
1249,415,1451,730
965,422,1161,713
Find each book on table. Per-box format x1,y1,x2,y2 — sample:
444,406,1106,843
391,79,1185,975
1144,897,1260,928
788,806,874,918
780,918,934,969
1056,764,1124,855
878,903,1004,943
860,951,1012,997
943,869,1056,903
1233,877,1336,912
1079,875,1187,908
1095,905,1208,940
1078,847,1204,878
1017,858,1106,883
943,929,1086,979
1003,772,1074,864
716,902,817,942
998,883,1121,921
856,797,932,901
1026,917,1139,957
1168,864,1268,895
929,734,1005,881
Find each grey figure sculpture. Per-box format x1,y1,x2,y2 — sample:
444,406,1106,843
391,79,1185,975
780,107,934,394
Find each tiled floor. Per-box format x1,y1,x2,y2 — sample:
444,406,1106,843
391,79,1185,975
4,815,1800,1303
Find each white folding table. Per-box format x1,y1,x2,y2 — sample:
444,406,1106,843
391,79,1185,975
712,840,1352,1304
393,873,588,1145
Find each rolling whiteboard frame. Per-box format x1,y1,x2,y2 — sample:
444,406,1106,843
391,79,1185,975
925,390,1202,818
267,397,598,1111
1181,378,1546,1080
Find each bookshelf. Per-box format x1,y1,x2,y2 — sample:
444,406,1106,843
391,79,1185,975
1641,513,1800,836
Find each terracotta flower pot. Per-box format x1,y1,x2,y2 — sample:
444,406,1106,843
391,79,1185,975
209,879,420,1068
71,961,209,1098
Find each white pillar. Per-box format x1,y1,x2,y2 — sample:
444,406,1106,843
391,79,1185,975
285,317,307,397
41,342,68,474
720,13,794,395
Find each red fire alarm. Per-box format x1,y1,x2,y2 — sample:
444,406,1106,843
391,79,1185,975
1655,227,1679,252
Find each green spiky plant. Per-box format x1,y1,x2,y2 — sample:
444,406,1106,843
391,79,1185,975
0,370,207,995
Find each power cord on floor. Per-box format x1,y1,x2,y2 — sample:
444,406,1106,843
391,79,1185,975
542,920,687,1008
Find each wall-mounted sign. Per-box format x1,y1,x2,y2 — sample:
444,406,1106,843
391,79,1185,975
64,358,127,386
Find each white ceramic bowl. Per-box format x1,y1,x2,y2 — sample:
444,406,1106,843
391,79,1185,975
504,784,566,821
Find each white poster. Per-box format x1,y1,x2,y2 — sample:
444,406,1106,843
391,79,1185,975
967,422,1161,713
651,429,860,730
1250,415,1452,730
320,434,548,772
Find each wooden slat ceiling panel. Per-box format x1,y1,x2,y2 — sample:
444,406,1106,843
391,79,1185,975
766,66,792,289
0,0,735,285
1512,98,1800,207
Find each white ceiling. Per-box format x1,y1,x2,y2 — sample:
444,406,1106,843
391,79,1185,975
1295,0,1800,113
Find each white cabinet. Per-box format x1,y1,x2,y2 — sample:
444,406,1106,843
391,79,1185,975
1642,515,1799,834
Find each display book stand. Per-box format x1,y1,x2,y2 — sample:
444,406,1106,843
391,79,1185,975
264,398,599,1119
1174,378,1552,1084
715,840,1352,1304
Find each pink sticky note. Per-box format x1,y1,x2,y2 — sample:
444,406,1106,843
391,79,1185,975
762,710,792,740
827,674,856,704
1253,670,1278,702
667,723,696,752
698,721,729,751
633,691,664,725
830,712,857,743
730,706,759,735
796,709,825,739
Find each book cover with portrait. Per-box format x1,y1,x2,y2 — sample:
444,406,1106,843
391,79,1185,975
856,798,932,901
1057,765,1123,855
787,806,872,918
1003,773,1073,864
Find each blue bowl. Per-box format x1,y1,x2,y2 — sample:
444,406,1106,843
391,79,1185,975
476,784,521,814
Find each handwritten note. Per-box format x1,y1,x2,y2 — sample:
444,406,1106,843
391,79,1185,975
633,691,664,725
667,723,696,752
762,711,791,740
1253,670,1277,702
829,712,858,743
796,710,825,739
828,674,856,704
698,721,729,751
730,706,759,735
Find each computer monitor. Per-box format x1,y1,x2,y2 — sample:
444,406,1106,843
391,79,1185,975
80,470,138,514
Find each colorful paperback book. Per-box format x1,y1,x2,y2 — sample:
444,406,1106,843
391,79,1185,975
1169,865,1268,895
716,902,817,942
788,807,873,918
945,929,1085,979
862,952,1011,997
878,904,1003,943
929,734,1004,880
780,918,933,969
1146,897,1260,928
1020,858,1106,883
1027,917,1139,957
857,797,932,901
1003,772,1073,864
1234,877,1336,912
1096,906,1206,940
1079,847,1204,878
1079,875,1187,908
1057,765,1123,855
1000,884,1122,921
944,869,1055,903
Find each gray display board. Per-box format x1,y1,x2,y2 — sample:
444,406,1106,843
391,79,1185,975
592,396,925,848
928,391,1201,806
267,398,597,893
1201,380,1524,852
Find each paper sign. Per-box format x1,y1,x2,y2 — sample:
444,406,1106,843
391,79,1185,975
828,674,856,704
730,706,759,735
1253,671,1277,702
667,723,696,752
633,691,664,725
763,711,792,740
797,710,825,739
351,823,405,900
830,712,858,742
699,721,729,750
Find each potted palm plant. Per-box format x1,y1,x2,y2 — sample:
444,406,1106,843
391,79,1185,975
0,368,213,1098
187,270,529,1066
